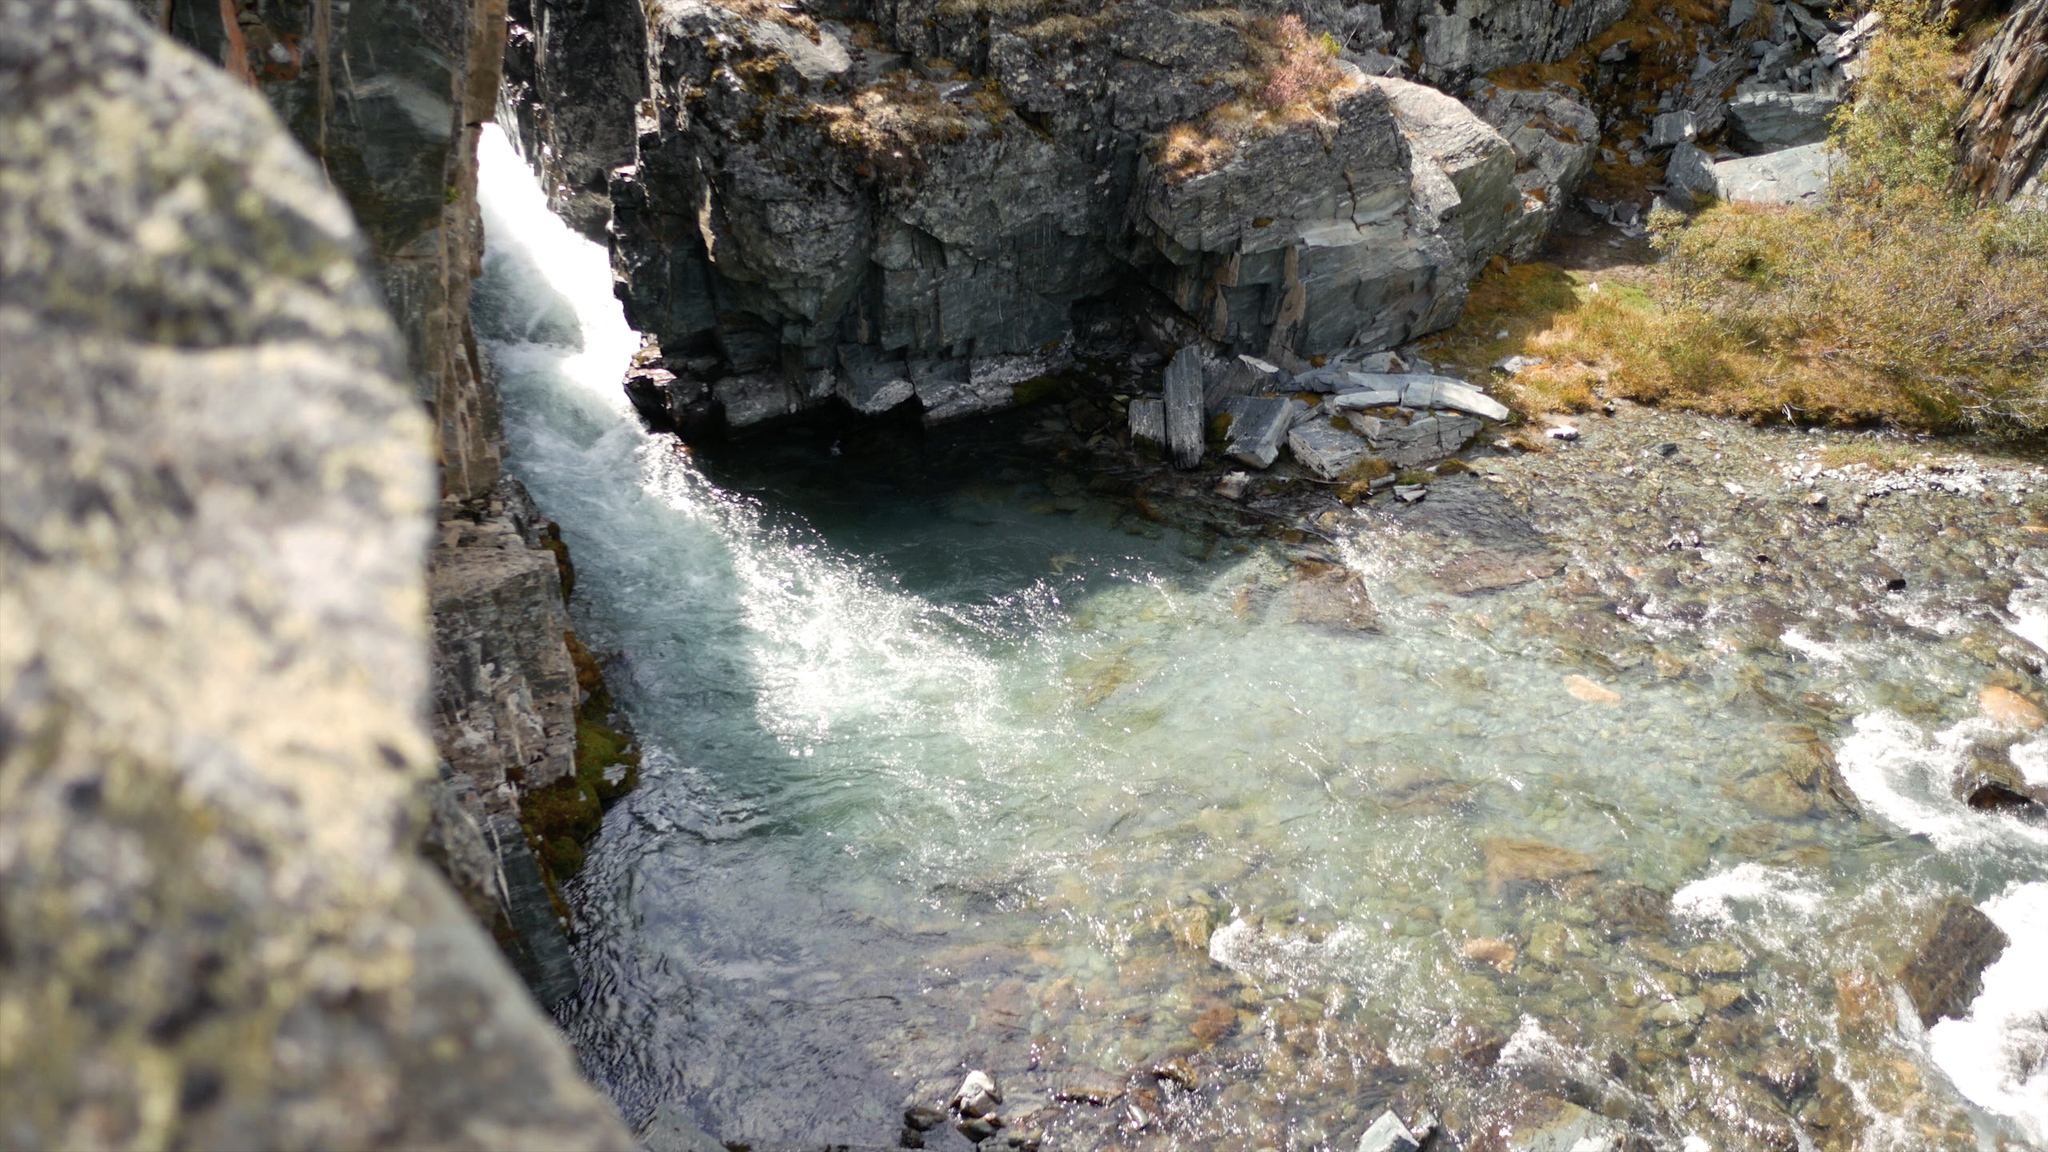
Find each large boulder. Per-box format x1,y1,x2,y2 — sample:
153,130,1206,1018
1710,142,1842,206
1727,90,1844,154
0,3,634,1146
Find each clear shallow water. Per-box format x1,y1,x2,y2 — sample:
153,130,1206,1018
474,126,2048,1150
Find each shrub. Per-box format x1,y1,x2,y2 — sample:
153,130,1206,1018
1153,14,1349,180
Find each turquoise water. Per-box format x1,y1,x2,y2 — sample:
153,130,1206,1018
475,126,2048,1151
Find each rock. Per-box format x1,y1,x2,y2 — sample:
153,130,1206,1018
1223,396,1298,470
0,3,634,1145
1954,747,2044,812
1493,354,1547,375
1752,1045,1818,1102
1463,937,1520,973
952,1070,1004,1119
1711,142,1842,206
1727,91,1844,154
1129,397,1166,447
1649,110,1698,149
1436,548,1566,594
1055,1075,1126,1106
1896,896,2010,1027
1346,411,1487,468
1482,838,1598,888
1729,0,1760,28
1395,484,1429,503
1665,141,1720,203
1565,675,1621,705
1327,387,1405,410
1148,1057,1199,1091
1504,1097,1625,1152
1356,1109,1420,1152
1955,0,2048,209
1205,353,1288,413
1980,685,2046,730
905,1104,948,1130
957,1115,1001,1142
1466,83,1601,258
1289,419,1375,480
1379,0,1632,88
1164,346,1207,470
1651,996,1708,1026
1547,424,1580,441
1289,568,1381,632
1213,471,1252,500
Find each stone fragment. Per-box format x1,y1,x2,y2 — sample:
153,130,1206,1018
1356,1109,1420,1152
1289,568,1380,632
1980,686,2046,730
1896,896,2009,1026
1164,346,1206,469
952,1070,1003,1119
1651,996,1708,1025
1463,937,1519,973
837,347,916,415
1565,675,1621,705
1128,397,1166,447
1326,388,1403,410
1493,354,1546,375
1649,110,1698,149
1054,1076,1125,1106
1213,471,1251,500
1436,548,1567,594
1289,419,1374,480
1223,395,1296,469
1482,838,1598,888
1729,0,1759,28
1205,354,1286,413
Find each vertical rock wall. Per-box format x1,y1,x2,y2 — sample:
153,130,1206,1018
142,0,640,1005
1955,0,2048,210
0,3,633,1146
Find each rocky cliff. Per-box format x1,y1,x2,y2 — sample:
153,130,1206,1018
508,0,1606,436
1956,0,2047,209
136,0,642,1004
0,2,633,1146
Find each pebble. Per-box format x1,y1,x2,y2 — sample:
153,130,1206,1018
951,1070,1002,1119
1548,425,1580,441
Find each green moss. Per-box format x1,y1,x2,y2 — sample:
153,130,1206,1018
1396,470,1431,486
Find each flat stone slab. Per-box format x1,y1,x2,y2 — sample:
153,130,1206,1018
1328,373,1511,421
1728,90,1842,154
1712,142,1840,207
1348,411,1484,468
1288,419,1373,479
1325,388,1401,411
1127,397,1164,445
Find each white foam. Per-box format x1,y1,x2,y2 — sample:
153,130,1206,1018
1834,711,2048,853
1781,628,1849,665
2009,582,2048,658
1927,881,2048,1146
476,125,638,415
1670,862,1824,927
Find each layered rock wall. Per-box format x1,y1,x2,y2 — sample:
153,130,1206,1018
530,0,1603,436
0,3,632,1145
1956,0,2048,209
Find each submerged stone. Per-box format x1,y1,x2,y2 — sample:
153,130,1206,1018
1897,896,2009,1027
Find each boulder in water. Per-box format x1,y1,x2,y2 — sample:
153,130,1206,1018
1896,895,2009,1027
1482,838,1599,890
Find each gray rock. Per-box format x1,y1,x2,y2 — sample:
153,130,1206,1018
1729,0,1759,29
1289,419,1376,479
1666,141,1720,202
1205,353,1286,413
1327,388,1404,411
1359,374,1513,421
1349,411,1487,466
952,1070,1003,1119
1357,1109,1420,1152
1223,396,1297,470
1728,91,1844,154
1649,110,1698,149
1129,397,1166,446
1164,346,1207,469
1954,0,2048,209
1494,355,1547,375
1712,142,1842,206
0,3,633,1146
1466,83,1600,258
1897,896,2010,1026
637,1102,728,1152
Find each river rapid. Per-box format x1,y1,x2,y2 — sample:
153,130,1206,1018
474,125,2048,1151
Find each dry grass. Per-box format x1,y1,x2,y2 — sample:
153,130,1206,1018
814,75,972,169
1154,15,1351,181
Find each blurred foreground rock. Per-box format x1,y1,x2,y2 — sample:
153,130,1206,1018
0,3,633,1146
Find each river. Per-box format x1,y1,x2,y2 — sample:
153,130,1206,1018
473,124,2048,1151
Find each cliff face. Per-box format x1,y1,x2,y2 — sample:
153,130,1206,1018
512,0,1605,436
1956,0,2047,209
0,3,632,1146
139,0,637,1004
